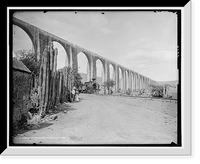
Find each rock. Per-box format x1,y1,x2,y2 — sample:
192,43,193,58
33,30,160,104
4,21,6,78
53,115,58,120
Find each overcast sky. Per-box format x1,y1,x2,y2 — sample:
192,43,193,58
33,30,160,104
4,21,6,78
13,11,178,82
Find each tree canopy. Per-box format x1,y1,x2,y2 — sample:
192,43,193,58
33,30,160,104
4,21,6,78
14,50,40,76
104,79,115,94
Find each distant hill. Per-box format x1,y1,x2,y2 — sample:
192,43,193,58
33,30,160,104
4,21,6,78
79,72,102,83
158,80,178,87
79,73,87,83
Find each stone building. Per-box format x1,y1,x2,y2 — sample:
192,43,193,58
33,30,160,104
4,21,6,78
12,58,32,128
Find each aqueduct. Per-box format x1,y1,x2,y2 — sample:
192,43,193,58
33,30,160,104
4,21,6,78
12,17,158,93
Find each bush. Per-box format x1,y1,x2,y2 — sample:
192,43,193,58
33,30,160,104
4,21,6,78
149,84,163,97
104,79,115,94
125,88,131,96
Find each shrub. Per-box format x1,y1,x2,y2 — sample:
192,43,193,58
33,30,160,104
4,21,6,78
125,88,131,96
149,84,163,97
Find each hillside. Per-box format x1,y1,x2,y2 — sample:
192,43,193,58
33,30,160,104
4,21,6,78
79,73,102,83
158,80,178,87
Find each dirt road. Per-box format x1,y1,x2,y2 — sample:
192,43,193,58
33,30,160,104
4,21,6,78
13,94,178,145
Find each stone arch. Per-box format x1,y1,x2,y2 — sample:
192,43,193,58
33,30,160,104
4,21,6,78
125,70,129,91
130,72,134,91
77,51,91,82
51,39,71,67
95,58,105,93
108,63,115,80
135,73,139,91
12,24,35,53
52,41,69,70
138,74,142,91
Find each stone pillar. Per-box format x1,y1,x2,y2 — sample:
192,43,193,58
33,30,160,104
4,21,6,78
121,69,125,92
67,46,73,68
86,62,90,81
33,29,40,62
91,56,97,80
135,73,137,91
126,70,128,91
129,72,131,91
107,62,110,81
141,76,144,90
138,74,141,91
145,77,148,89
131,72,134,91
104,61,108,83
124,70,126,92
71,46,78,71
115,65,119,93
132,73,135,91
139,75,142,91
143,77,146,89
64,45,71,67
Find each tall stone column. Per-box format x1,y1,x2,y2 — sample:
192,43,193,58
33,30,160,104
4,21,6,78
107,62,110,81
86,54,92,81
128,70,132,91
91,56,97,80
122,68,126,92
143,77,146,89
104,60,109,94
135,73,137,91
137,74,141,91
125,70,127,90
124,70,126,91
67,46,74,69
141,76,144,90
33,29,40,62
71,46,78,71
115,65,119,93
131,72,134,91
139,75,142,91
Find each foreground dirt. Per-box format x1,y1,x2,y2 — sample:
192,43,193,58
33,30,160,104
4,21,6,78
13,94,177,145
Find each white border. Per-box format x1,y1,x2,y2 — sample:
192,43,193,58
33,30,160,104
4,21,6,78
4,4,191,156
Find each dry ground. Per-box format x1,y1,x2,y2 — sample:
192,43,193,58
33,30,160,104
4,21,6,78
13,93,178,145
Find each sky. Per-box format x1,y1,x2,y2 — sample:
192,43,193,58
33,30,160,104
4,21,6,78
13,11,178,82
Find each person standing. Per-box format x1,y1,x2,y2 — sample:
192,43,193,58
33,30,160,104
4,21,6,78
75,90,79,102
71,87,76,102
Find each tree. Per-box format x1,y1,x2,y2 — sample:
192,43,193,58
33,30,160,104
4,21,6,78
65,66,82,90
149,84,163,97
72,68,82,89
104,79,115,94
15,50,40,76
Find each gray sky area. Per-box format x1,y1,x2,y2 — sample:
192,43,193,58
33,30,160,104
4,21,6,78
13,11,178,81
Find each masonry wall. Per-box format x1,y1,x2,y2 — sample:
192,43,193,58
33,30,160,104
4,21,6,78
13,70,31,127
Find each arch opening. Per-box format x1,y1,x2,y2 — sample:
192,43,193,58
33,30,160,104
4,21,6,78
131,73,134,92
52,41,68,70
77,52,90,83
125,70,129,91
96,59,104,94
118,67,123,91
13,25,35,59
109,64,115,81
